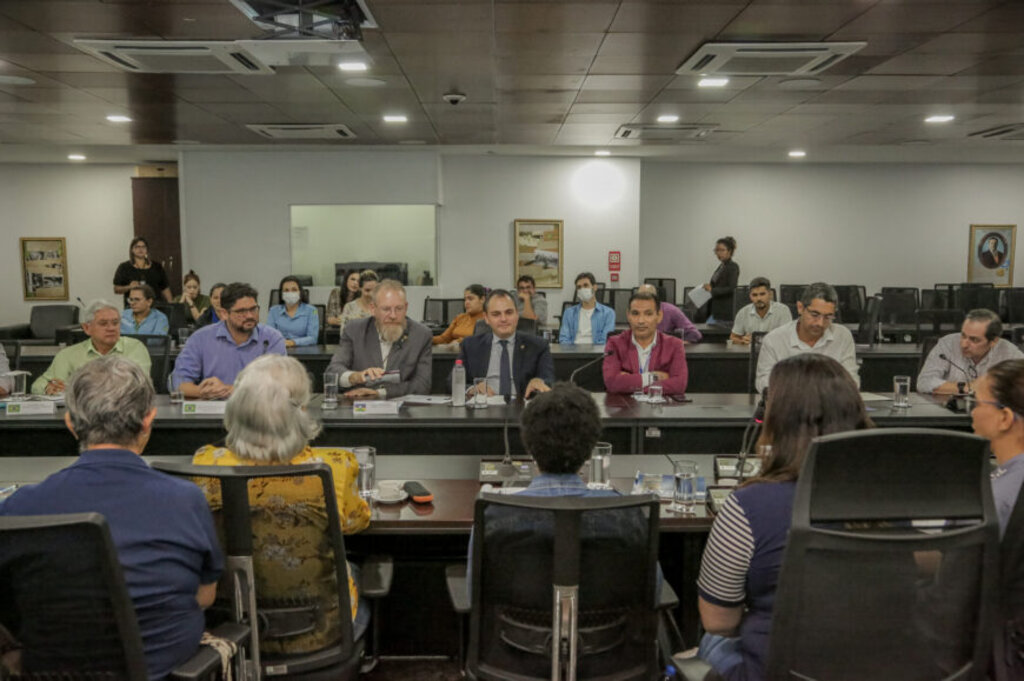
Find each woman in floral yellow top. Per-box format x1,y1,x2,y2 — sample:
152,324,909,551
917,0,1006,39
192,354,371,653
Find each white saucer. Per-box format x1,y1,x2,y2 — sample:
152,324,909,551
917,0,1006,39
371,489,408,504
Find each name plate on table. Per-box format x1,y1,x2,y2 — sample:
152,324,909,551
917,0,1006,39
353,400,401,415
4,401,56,416
181,401,227,415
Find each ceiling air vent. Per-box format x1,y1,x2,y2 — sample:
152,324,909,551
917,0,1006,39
75,40,274,74
677,42,866,77
246,123,357,140
615,124,718,142
968,124,1024,141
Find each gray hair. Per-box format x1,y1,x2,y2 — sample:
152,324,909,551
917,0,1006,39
371,279,406,305
82,299,120,324
966,308,1003,341
224,354,320,462
65,356,154,451
800,282,839,307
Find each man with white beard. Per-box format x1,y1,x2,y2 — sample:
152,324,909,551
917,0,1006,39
327,279,432,398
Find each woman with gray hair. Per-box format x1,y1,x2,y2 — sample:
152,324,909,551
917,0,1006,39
191,354,371,652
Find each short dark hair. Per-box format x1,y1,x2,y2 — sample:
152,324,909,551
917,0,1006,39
629,289,660,309
209,282,226,296
220,282,259,312
520,383,602,474
484,288,517,312
128,283,155,301
516,275,536,288
749,276,771,291
716,236,736,255
799,282,838,307
465,283,487,299
966,308,1002,341
574,272,596,288
277,275,303,300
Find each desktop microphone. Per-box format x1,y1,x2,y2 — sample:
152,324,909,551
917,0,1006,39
76,297,86,307
938,353,969,381
496,414,518,482
569,350,614,385
737,388,768,480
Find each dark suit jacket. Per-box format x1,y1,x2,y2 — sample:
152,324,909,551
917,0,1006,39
980,249,1005,269
708,258,740,321
455,332,554,396
326,316,432,397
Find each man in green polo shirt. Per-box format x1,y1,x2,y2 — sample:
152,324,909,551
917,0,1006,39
31,300,151,395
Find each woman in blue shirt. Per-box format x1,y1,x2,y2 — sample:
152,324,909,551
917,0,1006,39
120,283,169,336
267,275,319,347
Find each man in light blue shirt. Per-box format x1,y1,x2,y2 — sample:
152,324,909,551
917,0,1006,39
558,271,615,345
172,282,285,399
120,284,169,336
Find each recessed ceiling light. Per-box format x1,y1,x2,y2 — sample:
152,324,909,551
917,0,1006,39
106,114,132,123
345,77,386,88
383,114,407,123
338,61,368,72
657,114,680,124
0,74,35,86
67,154,86,161
698,77,729,88
925,114,955,123
788,150,807,158
594,150,611,157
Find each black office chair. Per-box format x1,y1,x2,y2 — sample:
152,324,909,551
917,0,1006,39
0,304,79,341
747,331,766,395
555,300,575,342
917,308,965,339
644,278,677,305
569,354,606,392
854,295,882,347
452,494,663,681
444,298,466,326
934,283,960,310
878,289,920,340
680,286,699,320
517,317,538,335
0,512,249,680
314,303,327,344
834,285,866,323
918,335,941,377
679,428,998,681
154,302,189,337
1004,288,1024,323
1,339,21,371
732,285,750,318
423,296,445,325
151,462,393,679
123,333,171,393
605,288,633,325
960,285,1000,315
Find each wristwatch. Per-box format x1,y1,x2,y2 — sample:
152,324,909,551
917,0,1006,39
957,381,967,394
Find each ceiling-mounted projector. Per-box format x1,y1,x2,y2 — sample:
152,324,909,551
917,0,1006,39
229,0,377,40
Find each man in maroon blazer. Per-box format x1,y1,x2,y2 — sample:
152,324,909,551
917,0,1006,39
602,289,688,396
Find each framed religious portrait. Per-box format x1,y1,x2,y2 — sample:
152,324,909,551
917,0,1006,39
513,219,563,289
968,224,1015,286
20,237,69,301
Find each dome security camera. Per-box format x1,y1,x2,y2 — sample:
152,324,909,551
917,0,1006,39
442,92,467,105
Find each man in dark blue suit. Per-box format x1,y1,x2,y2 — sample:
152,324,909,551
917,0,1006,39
457,289,553,399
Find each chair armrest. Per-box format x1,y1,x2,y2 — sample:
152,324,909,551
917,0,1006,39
0,324,29,340
658,580,679,610
445,563,470,614
168,623,250,681
359,554,393,599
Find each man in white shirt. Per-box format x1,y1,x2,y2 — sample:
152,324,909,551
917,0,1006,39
755,282,859,393
730,277,792,345
917,308,1024,394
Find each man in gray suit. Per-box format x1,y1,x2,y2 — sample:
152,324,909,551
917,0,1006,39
327,279,433,399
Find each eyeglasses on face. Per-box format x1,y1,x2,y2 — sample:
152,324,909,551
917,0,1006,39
229,305,260,316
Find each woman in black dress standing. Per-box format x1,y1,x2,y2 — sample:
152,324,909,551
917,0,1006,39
703,236,739,322
113,237,172,306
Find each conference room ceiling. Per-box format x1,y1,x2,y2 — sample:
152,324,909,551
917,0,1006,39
1,0,1024,162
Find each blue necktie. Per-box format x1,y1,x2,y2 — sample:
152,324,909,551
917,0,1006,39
499,340,511,398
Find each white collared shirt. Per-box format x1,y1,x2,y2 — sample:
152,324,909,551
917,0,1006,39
632,332,658,388
755,319,859,392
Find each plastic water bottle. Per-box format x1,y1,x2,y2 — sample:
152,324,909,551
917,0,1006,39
452,359,466,406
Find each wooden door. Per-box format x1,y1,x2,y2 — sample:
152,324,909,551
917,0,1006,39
131,176,182,297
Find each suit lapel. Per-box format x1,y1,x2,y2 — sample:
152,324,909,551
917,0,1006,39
513,332,525,392
477,334,493,380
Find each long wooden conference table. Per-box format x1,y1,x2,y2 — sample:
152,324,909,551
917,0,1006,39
18,341,925,395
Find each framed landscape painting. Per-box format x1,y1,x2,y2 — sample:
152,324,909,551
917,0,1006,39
514,219,563,289
21,237,69,300
968,224,1015,286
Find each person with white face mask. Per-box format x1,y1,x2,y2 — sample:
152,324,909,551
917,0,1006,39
558,271,616,345
267,275,320,347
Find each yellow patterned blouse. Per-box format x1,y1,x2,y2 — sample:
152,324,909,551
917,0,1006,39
192,445,371,654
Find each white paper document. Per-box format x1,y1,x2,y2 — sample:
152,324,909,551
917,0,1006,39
687,286,712,308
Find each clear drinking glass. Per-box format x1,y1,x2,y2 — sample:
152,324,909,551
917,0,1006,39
648,385,664,403
354,446,376,498
167,374,183,404
470,377,489,409
177,328,190,347
323,372,339,409
588,442,613,485
893,375,911,408
670,460,698,514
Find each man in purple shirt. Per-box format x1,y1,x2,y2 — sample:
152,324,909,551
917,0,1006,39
172,282,286,399
637,283,702,344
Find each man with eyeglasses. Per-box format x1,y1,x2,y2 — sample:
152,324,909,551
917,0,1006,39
917,308,1023,395
755,282,859,393
172,282,285,400
327,279,433,399
30,299,151,395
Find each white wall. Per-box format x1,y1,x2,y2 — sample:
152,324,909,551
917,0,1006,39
179,150,441,318
640,162,1024,298
439,155,642,313
0,164,134,325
